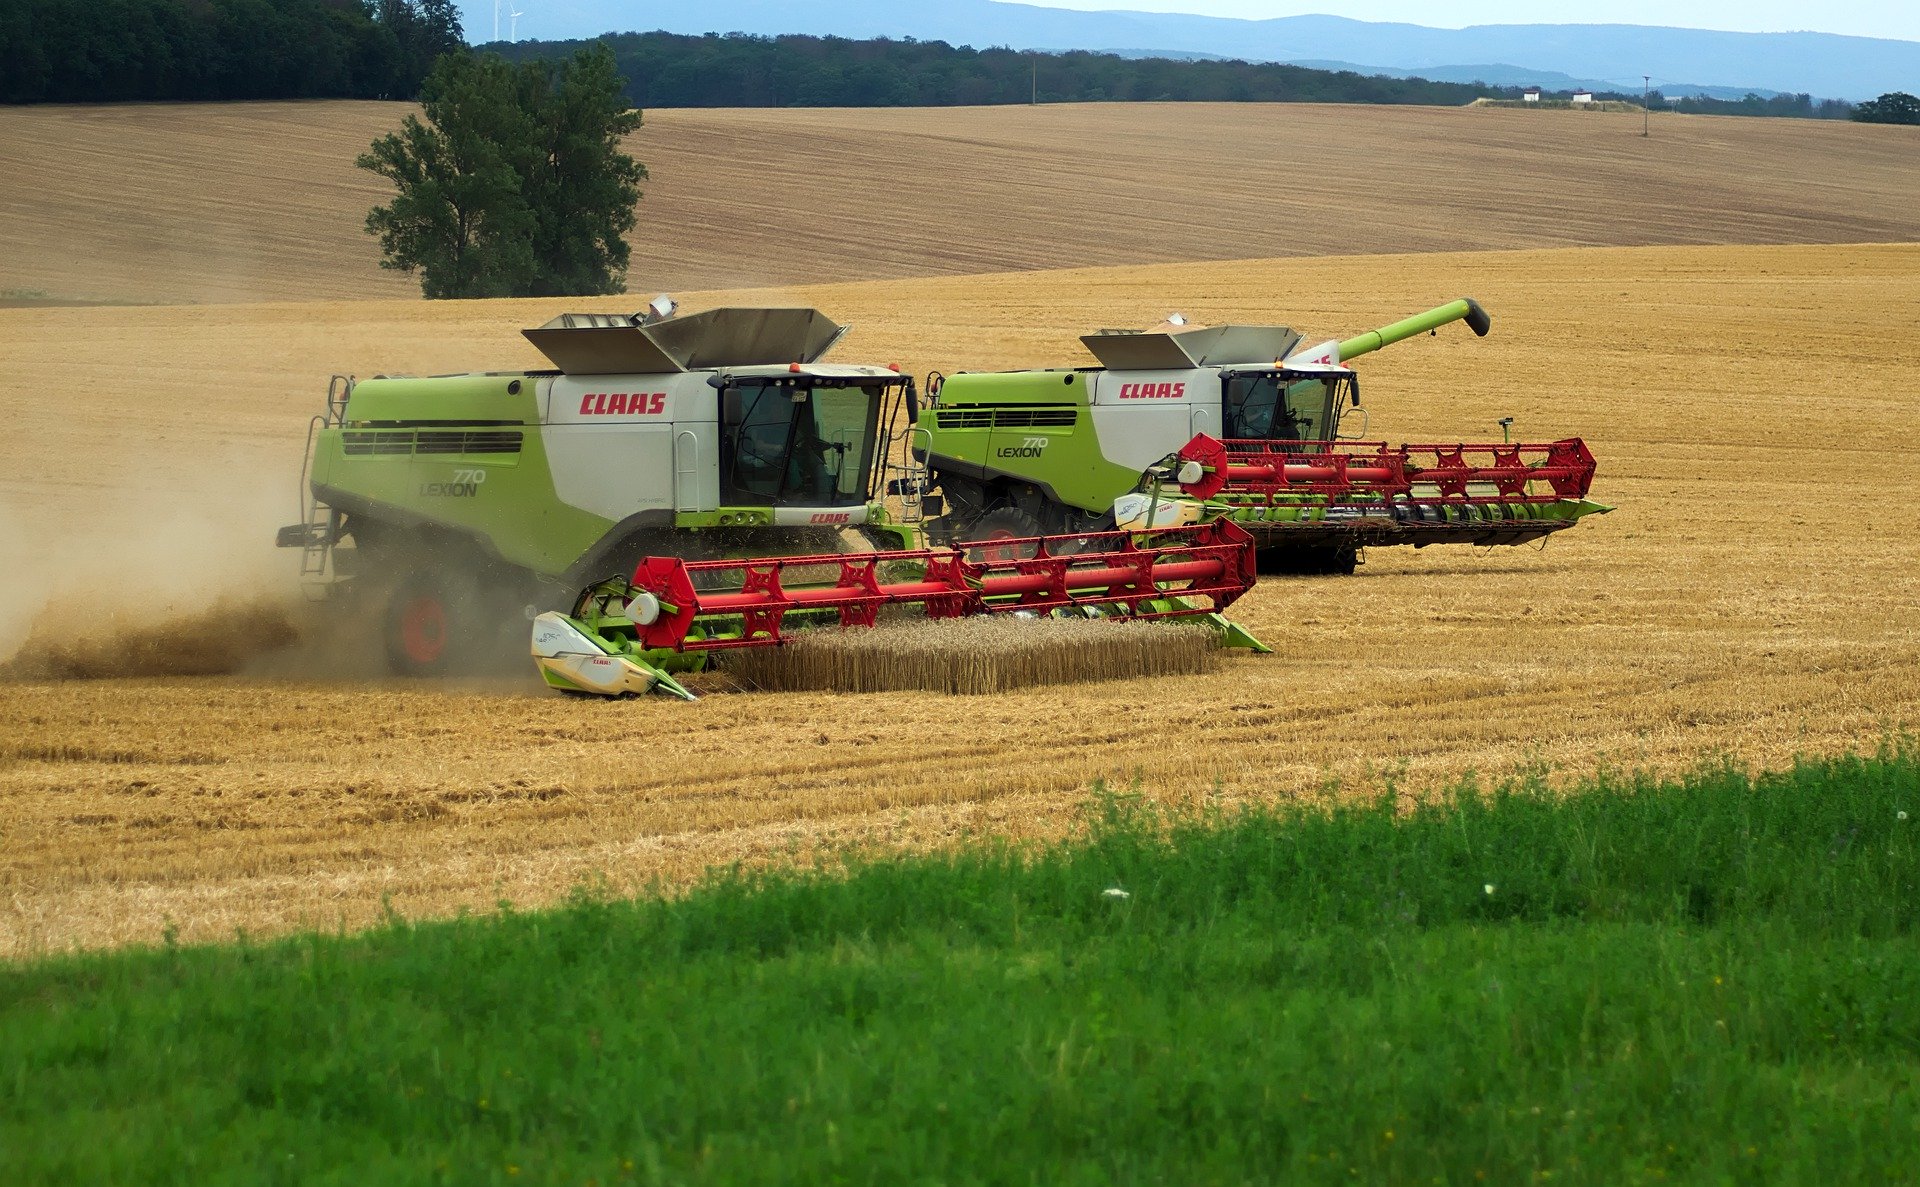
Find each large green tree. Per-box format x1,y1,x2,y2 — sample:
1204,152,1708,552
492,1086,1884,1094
359,44,645,299
1852,91,1920,125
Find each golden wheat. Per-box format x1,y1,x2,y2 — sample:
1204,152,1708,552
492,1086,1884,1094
721,616,1218,695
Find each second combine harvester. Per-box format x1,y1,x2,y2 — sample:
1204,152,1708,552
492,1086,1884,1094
918,298,1605,574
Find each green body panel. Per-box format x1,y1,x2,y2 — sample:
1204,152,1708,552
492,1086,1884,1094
673,508,776,529
342,374,541,423
929,370,1137,511
311,384,616,577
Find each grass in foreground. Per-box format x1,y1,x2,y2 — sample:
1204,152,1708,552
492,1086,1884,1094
4,749,1918,1185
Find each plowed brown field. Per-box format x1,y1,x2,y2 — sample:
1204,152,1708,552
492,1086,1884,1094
3,100,1918,304
3,241,1918,956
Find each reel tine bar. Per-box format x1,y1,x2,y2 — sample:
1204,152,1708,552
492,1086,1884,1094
1177,434,1596,504
627,521,1256,653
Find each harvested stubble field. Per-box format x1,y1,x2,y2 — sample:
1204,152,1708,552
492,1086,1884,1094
3,100,1919,304
2,241,1918,955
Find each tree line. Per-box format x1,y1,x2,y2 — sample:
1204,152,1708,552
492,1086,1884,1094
1650,91,1854,120
9,10,1900,121
487,32,1514,108
0,0,462,104
1851,92,1920,124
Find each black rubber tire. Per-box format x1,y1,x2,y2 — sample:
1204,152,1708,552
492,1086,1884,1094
959,507,1049,563
1256,545,1359,576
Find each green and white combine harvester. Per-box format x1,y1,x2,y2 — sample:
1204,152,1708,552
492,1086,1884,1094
278,296,1608,696
921,297,1606,573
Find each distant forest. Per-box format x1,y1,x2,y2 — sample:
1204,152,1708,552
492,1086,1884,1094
493,33,1860,118
0,13,1868,117
0,0,462,104
1659,92,1853,120
492,32,1513,107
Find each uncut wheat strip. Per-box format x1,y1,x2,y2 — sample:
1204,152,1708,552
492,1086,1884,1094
722,616,1217,695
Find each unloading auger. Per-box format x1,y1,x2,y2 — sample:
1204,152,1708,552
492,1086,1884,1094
531,520,1264,699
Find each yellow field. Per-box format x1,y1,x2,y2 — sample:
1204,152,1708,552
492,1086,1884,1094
2,240,1917,956
3,100,1918,304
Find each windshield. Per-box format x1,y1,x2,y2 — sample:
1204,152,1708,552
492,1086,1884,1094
1222,372,1353,442
722,380,889,506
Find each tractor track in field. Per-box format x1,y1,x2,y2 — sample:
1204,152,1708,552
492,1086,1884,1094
3,240,1920,954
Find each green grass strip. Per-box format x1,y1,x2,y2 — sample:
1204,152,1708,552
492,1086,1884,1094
4,748,1918,1184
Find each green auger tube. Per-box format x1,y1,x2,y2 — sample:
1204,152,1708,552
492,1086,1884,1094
1337,298,1491,362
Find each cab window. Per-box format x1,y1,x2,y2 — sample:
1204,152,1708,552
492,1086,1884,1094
722,381,882,506
1223,373,1341,442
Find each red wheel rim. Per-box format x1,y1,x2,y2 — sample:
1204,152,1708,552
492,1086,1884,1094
399,596,447,665
978,529,1020,565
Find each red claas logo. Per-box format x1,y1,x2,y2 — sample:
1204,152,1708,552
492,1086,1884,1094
1118,382,1186,400
809,512,853,524
579,391,667,416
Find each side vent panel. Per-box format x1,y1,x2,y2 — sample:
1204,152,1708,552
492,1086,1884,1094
343,430,525,457
933,405,1078,430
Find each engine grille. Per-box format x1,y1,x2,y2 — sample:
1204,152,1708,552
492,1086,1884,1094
933,405,1078,430
342,430,525,457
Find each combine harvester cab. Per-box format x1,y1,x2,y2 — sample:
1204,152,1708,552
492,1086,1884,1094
278,302,928,675
918,298,1608,574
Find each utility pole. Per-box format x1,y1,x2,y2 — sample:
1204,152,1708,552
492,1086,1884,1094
1643,75,1651,136
1031,56,1038,105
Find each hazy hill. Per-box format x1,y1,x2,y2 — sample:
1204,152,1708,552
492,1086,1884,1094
1058,51,1776,99
1279,60,1782,101
461,0,1920,100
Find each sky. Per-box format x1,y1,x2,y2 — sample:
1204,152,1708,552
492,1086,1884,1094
1024,0,1920,41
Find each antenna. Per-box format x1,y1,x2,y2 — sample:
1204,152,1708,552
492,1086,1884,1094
510,6,524,40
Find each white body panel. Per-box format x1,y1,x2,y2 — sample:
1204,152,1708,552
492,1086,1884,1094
530,612,663,696
1111,491,1206,531
544,373,720,520
1088,368,1219,474
1286,339,1342,367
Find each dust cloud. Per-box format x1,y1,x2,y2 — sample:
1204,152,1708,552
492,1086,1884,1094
0,446,363,680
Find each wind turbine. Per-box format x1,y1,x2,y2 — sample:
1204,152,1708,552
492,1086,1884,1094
510,6,524,40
